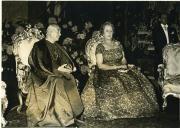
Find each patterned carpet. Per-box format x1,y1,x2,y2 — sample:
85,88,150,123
4,108,180,128
81,116,180,128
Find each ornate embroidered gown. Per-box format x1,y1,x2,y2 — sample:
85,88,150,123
81,43,159,120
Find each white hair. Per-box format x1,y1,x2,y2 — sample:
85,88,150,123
46,24,60,35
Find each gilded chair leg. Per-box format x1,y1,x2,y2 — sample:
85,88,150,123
17,90,23,113
162,98,167,110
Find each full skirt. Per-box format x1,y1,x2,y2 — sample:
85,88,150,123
81,67,159,120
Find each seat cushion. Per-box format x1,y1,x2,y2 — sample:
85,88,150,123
163,75,180,97
164,75,180,86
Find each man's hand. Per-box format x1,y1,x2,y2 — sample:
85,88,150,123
58,64,72,73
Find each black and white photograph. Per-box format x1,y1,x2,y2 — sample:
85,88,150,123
1,1,180,127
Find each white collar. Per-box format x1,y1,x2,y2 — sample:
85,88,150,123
161,24,168,28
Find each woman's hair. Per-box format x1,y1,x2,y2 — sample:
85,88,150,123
100,21,115,35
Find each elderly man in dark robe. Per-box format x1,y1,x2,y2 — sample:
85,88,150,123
26,24,83,127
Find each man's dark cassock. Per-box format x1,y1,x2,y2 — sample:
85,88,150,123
26,39,83,126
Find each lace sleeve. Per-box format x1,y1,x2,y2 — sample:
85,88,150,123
95,44,105,55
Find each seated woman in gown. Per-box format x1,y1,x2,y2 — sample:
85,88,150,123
81,22,159,120
26,24,83,126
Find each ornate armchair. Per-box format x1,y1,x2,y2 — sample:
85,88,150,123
1,80,8,127
12,25,44,112
157,43,180,108
85,31,103,75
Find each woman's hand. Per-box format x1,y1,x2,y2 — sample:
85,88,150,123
58,64,73,73
128,64,135,68
116,65,129,73
115,65,128,70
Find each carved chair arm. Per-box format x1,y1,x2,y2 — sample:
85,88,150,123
157,64,165,87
